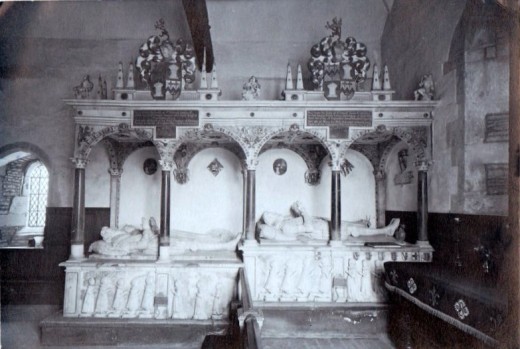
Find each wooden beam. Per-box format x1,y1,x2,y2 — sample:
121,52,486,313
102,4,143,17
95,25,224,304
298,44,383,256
182,0,214,72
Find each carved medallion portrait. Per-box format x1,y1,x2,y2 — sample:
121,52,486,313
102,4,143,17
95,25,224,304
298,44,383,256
273,159,287,175
143,158,158,175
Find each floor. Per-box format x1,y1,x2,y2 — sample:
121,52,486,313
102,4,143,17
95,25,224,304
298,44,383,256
1,305,395,349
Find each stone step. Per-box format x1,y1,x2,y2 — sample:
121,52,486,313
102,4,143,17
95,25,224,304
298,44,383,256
259,305,389,338
40,312,228,347
262,336,395,349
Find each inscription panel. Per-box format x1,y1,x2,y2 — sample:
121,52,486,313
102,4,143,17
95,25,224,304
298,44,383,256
484,113,508,143
306,110,372,139
133,110,199,138
485,163,508,195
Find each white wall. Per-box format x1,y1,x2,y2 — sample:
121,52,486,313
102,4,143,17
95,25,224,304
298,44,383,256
85,143,110,208
171,148,243,233
119,147,161,227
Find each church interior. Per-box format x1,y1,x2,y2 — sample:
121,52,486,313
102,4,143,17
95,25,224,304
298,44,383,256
0,0,519,348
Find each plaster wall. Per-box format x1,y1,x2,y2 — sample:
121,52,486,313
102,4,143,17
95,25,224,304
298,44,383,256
382,0,467,213
462,39,509,214
171,147,243,234
385,142,418,212
84,143,110,208
119,147,161,228
206,0,389,100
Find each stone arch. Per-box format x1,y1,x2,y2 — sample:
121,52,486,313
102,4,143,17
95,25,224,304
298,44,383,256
349,125,429,166
76,123,153,160
0,142,52,172
102,138,155,171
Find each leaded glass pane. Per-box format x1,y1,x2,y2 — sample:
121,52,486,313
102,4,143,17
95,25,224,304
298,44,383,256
28,162,49,227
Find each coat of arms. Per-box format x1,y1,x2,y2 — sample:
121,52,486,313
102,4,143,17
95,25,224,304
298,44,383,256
308,17,370,100
136,19,196,100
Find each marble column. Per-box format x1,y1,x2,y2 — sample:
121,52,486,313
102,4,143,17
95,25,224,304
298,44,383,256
158,160,172,260
242,168,248,234
71,158,87,259
416,160,430,245
108,168,122,228
244,169,256,242
330,170,342,242
374,170,387,228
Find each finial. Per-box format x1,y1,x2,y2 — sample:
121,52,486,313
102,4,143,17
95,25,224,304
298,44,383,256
116,61,124,88
296,64,304,90
383,65,391,90
200,47,208,89
210,63,218,89
285,63,294,90
372,64,381,90
126,62,135,89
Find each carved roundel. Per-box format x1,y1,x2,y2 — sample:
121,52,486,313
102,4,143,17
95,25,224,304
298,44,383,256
273,159,287,175
143,158,158,175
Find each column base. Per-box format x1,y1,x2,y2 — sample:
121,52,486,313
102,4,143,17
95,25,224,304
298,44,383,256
242,239,259,247
416,240,432,248
158,245,170,261
70,244,85,260
328,240,343,247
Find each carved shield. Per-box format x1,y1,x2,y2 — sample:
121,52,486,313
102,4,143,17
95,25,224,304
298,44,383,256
340,80,356,100
165,79,181,100
324,81,340,100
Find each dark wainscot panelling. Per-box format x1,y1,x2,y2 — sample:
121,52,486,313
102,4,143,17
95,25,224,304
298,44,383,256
1,207,109,305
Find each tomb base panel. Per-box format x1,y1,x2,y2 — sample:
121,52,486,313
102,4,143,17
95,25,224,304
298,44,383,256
240,242,433,304
60,259,242,320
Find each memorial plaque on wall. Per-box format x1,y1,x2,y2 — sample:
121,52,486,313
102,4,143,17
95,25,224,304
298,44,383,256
484,113,508,143
133,110,199,138
306,110,372,139
485,163,508,195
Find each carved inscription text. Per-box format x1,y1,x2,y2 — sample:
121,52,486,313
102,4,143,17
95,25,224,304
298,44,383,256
133,110,199,139
306,110,372,139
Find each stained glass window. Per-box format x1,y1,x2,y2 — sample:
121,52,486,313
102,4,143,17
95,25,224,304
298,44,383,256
27,162,48,227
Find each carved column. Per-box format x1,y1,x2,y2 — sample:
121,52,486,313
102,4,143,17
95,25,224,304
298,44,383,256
330,170,342,242
416,160,430,245
374,170,387,228
71,158,87,259
158,160,172,260
244,169,256,243
108,168,122,228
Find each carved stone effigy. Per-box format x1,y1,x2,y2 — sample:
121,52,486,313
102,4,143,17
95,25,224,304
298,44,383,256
241,243,433,303
88,218,159,259
257,202,401,242
61,260,239,319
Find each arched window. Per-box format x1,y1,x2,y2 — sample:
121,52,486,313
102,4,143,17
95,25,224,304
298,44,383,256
26,161,49,227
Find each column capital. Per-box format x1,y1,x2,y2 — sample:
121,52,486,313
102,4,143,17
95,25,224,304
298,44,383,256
158,160,174,171
108,167,123,176
415,159,432,172
71,157,88,169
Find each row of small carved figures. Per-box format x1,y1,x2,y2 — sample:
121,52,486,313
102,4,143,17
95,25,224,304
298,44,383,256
79,273,228,320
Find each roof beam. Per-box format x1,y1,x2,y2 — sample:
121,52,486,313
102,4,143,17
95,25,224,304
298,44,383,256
182,0,214,72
